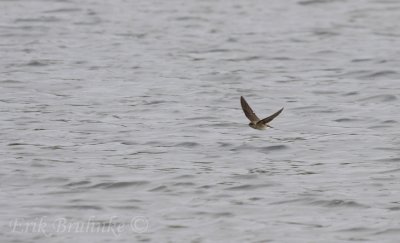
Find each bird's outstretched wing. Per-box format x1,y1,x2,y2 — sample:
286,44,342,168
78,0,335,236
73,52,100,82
240,96,260,122
258,108,284,125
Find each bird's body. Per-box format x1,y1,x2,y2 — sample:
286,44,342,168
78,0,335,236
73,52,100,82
249,121,269,130
240,96,283,130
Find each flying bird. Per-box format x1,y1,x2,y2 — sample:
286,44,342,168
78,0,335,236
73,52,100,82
240,96,283,130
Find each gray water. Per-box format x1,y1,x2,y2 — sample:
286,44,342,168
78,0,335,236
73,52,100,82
1,0,400,242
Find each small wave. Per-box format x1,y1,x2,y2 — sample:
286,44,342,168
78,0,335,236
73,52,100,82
337,226,372,232
231,174,258,180
1,79,23,84
312,29,339,37
130,151,166,155
271,56,292,61
310,199,368,208
373,228,400,235
64,205,103,210
8,143,30,146
258,145,288,152
334,118,358,122
43,8,82,13
224,56,262,62
342,70,399,79
351,58,373,63
172,182,196,186
120,141,138,145
342,91,359,96
194,211,234,218
173,174,196,179
269,198,306,205
377,157,400,164
168,225,188,229
358,94,397,103
143,100,168,105
217,142,233,147
383,120,397,124
312,90,338,95
175,142,200,148
298,0,342,5
186,116,217,121
230,143,257,152
64,180,91,187
15,17,61,23
174,16,207,21
205,48,233,53
149,185,169,192
90,181,149,189
226,183,273,191
25,60,57,67
111,205,140,210
363,70,398,79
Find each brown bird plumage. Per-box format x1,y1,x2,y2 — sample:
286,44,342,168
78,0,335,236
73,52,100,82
240,96,283,130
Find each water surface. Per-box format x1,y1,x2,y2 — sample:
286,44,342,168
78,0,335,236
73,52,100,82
1,0,400,242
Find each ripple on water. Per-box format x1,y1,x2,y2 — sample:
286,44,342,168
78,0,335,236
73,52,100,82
361,70,399,79
334,118,359,123
15,17,62,23
63,205,103,210
225,183,274,191
342,91,359,96
258,145,289,153
63,180,92,188
298,0,340,6
338,226,373,233
373,228,400,236
1,0,400,242
194,211,234,218
269,198,308,205
358,94,397,103
174,142,200,148
382,120,397,124
310,199,369,208
217,142,234,148
24,60,56,67
89,181,149,189
148,185,170,192
43,8,82,13
231,143,258,152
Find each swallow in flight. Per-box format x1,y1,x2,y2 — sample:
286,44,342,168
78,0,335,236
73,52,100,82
240,96,283,130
